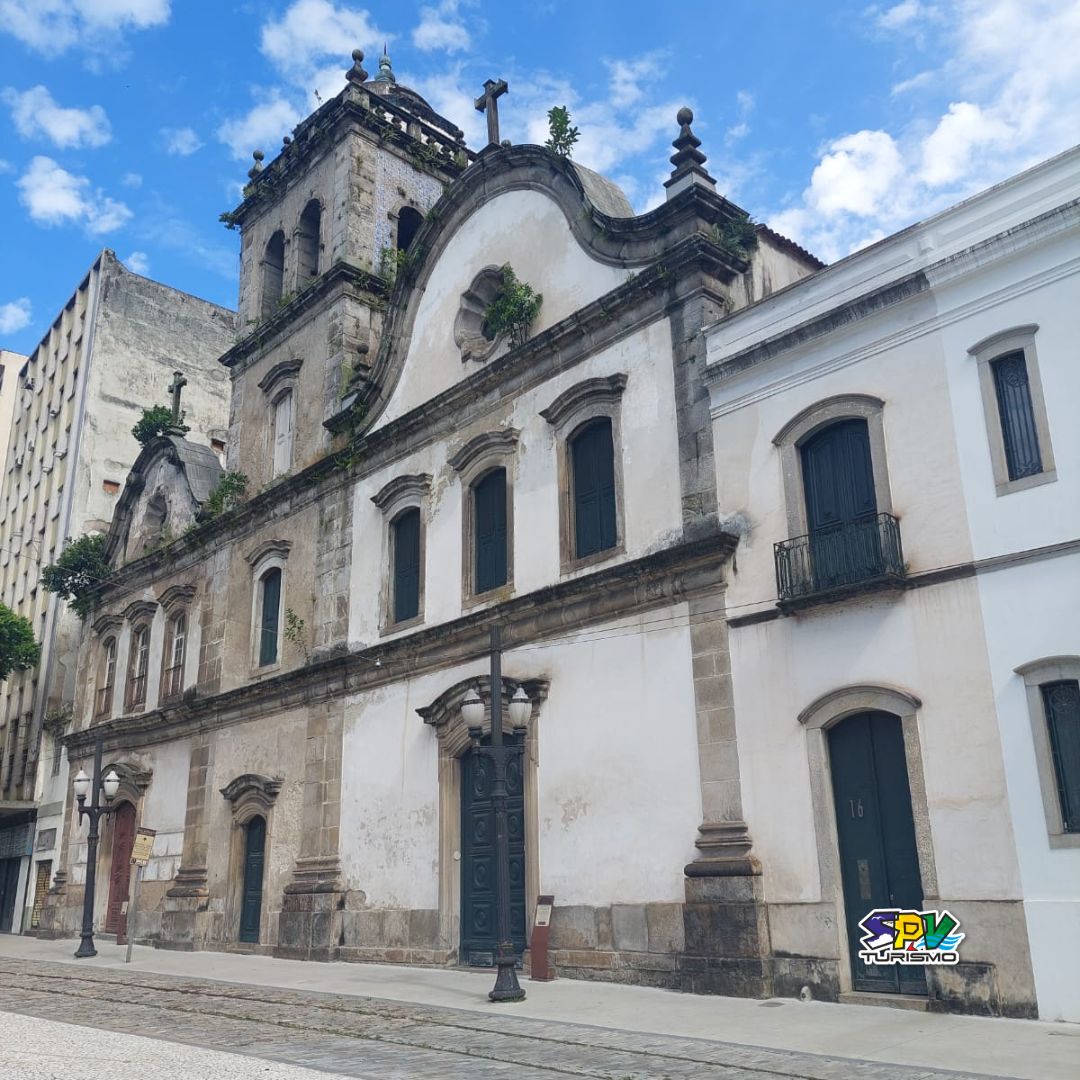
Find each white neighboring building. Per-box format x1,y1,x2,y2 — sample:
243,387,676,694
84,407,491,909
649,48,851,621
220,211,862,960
705,146,1080,1020
0,251,235,936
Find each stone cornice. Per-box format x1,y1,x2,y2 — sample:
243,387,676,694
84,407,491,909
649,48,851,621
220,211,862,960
447,429,520,473
157,584,196,612
218,262,387,373
244,539,293,566
66,531,737,757
540,374,628,429
122,600,157,624
371,473,432,511
257,358,303,395
220,773,283,805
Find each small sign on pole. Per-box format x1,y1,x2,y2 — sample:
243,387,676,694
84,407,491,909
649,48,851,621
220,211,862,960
125,827,155,963
530,894,555,982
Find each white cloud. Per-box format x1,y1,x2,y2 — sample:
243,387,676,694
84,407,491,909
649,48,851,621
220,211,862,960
15,156,132,234
261,0,386,82
3,85,111,148
161,126,202,156
0,0,170,57
123,251,150,274
217,95,303,161
772,0,1080,261
412,0,470,53
0,160,12,174
121,171,142,187
605,55,663,110
726,89,755,143
0,297,32,334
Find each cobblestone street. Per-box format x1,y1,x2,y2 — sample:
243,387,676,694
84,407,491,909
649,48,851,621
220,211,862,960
0,953,1067,1080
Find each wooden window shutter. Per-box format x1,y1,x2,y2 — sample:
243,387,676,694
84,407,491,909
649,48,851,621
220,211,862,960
571,419,617,559
259,569,281,666
393,508,421,623
474,468,507,593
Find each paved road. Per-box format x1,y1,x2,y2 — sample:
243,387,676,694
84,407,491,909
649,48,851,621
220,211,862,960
0,956,1025,1080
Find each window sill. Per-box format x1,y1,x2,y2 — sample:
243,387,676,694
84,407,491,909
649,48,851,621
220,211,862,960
1048,831,1080,850
380,614,425,637
994,468,1056,497
249,662,281,681
560,542,625,577
462,582,515,611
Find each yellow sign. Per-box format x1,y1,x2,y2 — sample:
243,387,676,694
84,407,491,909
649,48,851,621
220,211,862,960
130,827,156,866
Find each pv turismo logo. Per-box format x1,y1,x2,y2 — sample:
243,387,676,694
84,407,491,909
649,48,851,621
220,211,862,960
858,909,964,966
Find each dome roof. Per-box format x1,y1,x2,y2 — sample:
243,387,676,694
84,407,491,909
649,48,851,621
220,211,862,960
362,47,464,142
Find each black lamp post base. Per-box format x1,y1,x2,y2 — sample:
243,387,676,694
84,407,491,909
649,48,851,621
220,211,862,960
489,951,526,1002
74,935,98,959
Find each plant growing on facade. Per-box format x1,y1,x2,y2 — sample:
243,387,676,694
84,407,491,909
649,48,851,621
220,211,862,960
544,105,580,157
378,245,412,283
132,404,188,446
483,264,543,347
713,214,759,261
0,603,41,680
284,608,310,663
202,471,248,519
40,533,111,619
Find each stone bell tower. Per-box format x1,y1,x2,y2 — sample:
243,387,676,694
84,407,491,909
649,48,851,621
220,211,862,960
219,47,474,490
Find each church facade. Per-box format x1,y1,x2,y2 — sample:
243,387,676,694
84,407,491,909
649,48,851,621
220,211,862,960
42,50,1076,1020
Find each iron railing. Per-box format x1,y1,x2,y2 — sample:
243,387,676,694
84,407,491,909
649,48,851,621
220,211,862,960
160,664,183,703
125,674,146,712
94,685,113,719
775,512,905,602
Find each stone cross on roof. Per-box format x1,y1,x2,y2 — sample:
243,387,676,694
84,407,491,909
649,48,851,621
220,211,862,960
474,78,509,147
167,370,187,433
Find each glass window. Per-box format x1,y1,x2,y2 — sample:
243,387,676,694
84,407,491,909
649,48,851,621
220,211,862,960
272,390,294,477
126,627,148,710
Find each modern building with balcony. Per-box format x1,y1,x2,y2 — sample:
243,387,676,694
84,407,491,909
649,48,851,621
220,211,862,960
704,146,1080,1021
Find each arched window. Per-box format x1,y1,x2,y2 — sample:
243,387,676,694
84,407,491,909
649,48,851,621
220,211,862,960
396,206,423,253
125,625,149,711
161,612,186,702
261,230,285,318
570,418,617,560
391,507,421,624
473,468,508,594
296,200,321,282
96,637,116,718
272,389,294,477
258,568,282,667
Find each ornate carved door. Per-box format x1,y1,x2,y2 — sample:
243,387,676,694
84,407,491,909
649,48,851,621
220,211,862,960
239,815,266,943
105,801,136,934
829,712,925,995
460,733,526,966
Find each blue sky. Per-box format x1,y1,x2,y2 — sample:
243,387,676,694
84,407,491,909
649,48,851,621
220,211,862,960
1,1,1078,356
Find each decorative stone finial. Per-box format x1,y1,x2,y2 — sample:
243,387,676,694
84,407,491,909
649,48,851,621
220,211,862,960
347,47,369,83
375,43,396,84
282,135,292,147
664,106,716,201
248,149,264,180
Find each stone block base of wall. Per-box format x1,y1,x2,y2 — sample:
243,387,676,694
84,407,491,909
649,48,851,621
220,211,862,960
274,889,342,962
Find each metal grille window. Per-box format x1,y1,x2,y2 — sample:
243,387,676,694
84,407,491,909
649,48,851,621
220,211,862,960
570,418,617,560
991,351,1042,481
126,626,149,710
1041,680,1080,832
473,468,508,594
162,612,186,700
96,637,116,717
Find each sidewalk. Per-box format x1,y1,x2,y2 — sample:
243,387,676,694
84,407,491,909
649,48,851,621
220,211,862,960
2,934,1076,1080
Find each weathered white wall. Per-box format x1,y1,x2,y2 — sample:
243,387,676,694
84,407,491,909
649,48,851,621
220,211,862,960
374,189,629,429
350,320,681,643
339,611,701,910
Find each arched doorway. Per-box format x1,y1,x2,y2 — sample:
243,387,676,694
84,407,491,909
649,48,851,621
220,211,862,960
460,732,526,966
828,711,925,995
105,801,136,934
239,815,266,944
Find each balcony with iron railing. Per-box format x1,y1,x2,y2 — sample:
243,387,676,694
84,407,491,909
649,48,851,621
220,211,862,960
94,685,114,719
774,512,906,607
125,674,147,713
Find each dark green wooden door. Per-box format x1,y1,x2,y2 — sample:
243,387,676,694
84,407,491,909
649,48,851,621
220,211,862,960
801,420,881,590
0,857,20,933
239,816,266,944
829,712,925,995
460,734,526,966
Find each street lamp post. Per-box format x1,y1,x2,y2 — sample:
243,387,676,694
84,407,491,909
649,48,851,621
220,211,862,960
461,625,530,1003
72,734,120,958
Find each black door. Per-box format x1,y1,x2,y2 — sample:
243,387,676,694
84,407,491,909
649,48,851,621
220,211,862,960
460,733,526,966
829,712,925,995
239,816,266,944
801,419,880,590
0,857,20,933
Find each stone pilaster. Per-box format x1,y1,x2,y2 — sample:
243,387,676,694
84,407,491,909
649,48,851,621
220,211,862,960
277,700,344,960
162,735,213,948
